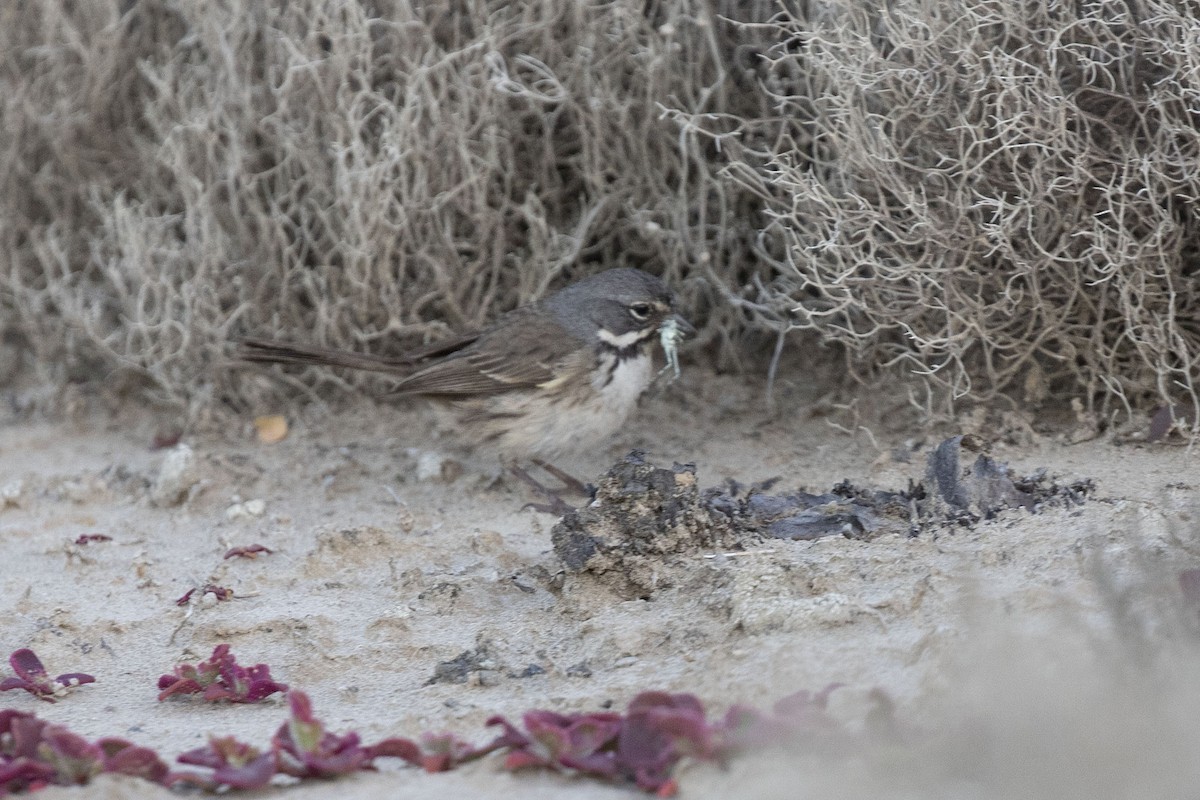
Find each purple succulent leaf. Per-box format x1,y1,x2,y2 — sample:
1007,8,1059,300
178,735,277,789
177,748,226,770
275,691,322,756
97,738,171,784
718,684,844,754
301,746,370,778
178,736,259,770
566,714,624,755
2,650,93,702
156,674,178,691
363,737,423,766
559,747,619,777
271,692,374,778
203,645,233,679
557,715,623,776
245,663,273,682
158,645,285,703
488,711,624,777
8,650,50,685
6,714,48,759
38,725,105,784
614,723,677,791
224,544,273,559
0,708,38,739
157,677,204,701
243,678,288,702
53,673,96,691
0,756,57,793
287,689,317,726
484,715,531,749
416,731,488,772
502,748,549,771
628,692,706,718
275,732,370,778
215,649,245,690
201,684,241,703
717,704,773,751
612,693,717,792
521,709,579,729
521,716,572,762
210,753,278,789
625,696,713,753
161,768,219,791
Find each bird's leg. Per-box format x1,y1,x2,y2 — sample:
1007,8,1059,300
529,459,593,498
507,463,577,516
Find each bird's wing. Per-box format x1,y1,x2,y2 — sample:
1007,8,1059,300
388,309,583,397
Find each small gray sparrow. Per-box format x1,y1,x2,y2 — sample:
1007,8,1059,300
239,268,692,460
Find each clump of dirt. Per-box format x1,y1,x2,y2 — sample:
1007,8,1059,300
552,438,1094,597
551,452,737,598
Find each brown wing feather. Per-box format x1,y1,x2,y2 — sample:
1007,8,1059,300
388,309,582,397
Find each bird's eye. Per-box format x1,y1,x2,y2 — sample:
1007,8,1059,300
628,302,653,321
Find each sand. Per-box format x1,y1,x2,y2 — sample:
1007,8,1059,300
4,370,1200,799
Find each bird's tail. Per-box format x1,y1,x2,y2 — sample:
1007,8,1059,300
237,337,415,374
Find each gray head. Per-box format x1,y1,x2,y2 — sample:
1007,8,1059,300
544,268,684,342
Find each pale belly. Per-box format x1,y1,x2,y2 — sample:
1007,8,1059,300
469,353,655,459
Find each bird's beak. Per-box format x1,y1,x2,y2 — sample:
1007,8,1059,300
669,313,696,338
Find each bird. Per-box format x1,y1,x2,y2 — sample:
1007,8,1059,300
238,268,692,463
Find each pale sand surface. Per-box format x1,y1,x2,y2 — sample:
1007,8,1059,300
4,370,1200,798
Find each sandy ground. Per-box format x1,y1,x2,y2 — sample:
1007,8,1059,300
4,369,1200,799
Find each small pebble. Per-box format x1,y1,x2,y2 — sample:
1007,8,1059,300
1,479,25,508
225,498,266,520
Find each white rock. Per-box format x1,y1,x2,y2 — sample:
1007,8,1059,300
226,498,266,520
415,451,461,483
150,444,198,507
1,479,24,508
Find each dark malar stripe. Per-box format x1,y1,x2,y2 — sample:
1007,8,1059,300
595,330,656,389
596,329,659,363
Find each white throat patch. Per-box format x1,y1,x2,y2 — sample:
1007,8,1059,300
596,328,649,349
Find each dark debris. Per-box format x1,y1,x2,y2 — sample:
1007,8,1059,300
551,440,1095,595
427,644,501,686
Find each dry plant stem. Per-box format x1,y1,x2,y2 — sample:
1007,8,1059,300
732,0,1200,420
2,0,1198,424
0,0,768,415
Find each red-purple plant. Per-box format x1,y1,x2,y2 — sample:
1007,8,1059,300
273,690,447,779
73,534,112,545
719,684,844,753
157,644,288,703
5,682,855,796
272,691,375,778
0,709,175,794
173,690,441,789
174,584,234,606
406,730,501,772
224,544,274,559
483,687,848,795
0,649,95,703
176,736,277,790
486,691,718,795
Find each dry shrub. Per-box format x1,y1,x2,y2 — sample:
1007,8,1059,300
0,0,771,413
2,0,1199,424
733,0,1200,419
